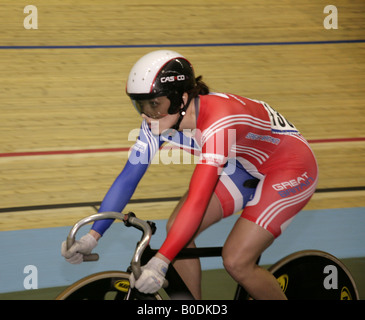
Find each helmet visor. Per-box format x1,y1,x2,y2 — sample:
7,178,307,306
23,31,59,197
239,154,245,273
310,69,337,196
131,96,171,119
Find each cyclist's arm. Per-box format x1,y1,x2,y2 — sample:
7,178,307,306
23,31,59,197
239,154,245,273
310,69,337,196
158,162,222,262
91,121,162,236
158,118,238,262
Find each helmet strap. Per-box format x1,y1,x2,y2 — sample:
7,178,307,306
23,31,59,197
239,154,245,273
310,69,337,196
171,95,193,131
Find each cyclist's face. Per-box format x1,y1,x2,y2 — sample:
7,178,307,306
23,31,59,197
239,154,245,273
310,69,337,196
135,96,180,135
134,96,171,120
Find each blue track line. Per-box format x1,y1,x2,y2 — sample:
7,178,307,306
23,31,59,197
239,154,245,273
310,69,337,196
0,39,364,50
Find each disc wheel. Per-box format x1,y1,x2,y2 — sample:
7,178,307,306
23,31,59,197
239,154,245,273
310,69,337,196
268,250,359,300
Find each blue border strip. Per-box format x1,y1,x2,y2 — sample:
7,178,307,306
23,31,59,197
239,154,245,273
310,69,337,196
0,207,364,293
1,39,364,50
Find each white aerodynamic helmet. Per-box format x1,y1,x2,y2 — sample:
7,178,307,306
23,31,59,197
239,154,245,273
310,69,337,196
126,50,196,115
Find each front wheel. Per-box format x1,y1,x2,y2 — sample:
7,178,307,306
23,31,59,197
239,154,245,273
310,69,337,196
55,271,163,300
268,250,359,300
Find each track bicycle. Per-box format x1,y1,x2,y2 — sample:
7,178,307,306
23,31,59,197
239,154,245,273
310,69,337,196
56,211,359,300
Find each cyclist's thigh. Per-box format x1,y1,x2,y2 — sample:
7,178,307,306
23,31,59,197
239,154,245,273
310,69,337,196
242,164,317,238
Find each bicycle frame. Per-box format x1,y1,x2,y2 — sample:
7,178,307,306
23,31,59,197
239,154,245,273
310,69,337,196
65,211,250,300
62,211,359,300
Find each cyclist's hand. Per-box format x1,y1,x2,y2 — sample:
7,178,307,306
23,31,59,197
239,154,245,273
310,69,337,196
129,256,168,294
61,233,97,264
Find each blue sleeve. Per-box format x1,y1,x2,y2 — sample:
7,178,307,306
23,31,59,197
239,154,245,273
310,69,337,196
91,121,164,235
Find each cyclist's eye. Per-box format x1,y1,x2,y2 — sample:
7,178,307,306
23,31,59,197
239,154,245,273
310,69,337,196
149,100,159,108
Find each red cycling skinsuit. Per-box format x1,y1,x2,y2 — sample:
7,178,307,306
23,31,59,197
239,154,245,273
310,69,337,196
159,93,318,262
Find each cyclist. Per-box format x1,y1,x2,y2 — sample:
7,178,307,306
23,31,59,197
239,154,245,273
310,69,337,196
62,50,318,300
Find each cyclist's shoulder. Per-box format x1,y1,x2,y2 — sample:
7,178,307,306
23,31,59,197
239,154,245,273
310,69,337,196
201,92,261,105
198,93,261,131
199,92,264,118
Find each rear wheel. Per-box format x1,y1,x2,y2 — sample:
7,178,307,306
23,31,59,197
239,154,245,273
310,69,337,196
55,271,163,300
268,250,359,300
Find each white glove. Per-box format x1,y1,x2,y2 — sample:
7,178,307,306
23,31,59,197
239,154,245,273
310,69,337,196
61,233,98,264
129,257,168,294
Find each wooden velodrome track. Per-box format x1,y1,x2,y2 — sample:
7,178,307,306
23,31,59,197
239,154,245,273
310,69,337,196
0,0,364,233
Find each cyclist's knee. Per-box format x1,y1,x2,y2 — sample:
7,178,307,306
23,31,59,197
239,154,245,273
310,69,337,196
222,249,256,282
